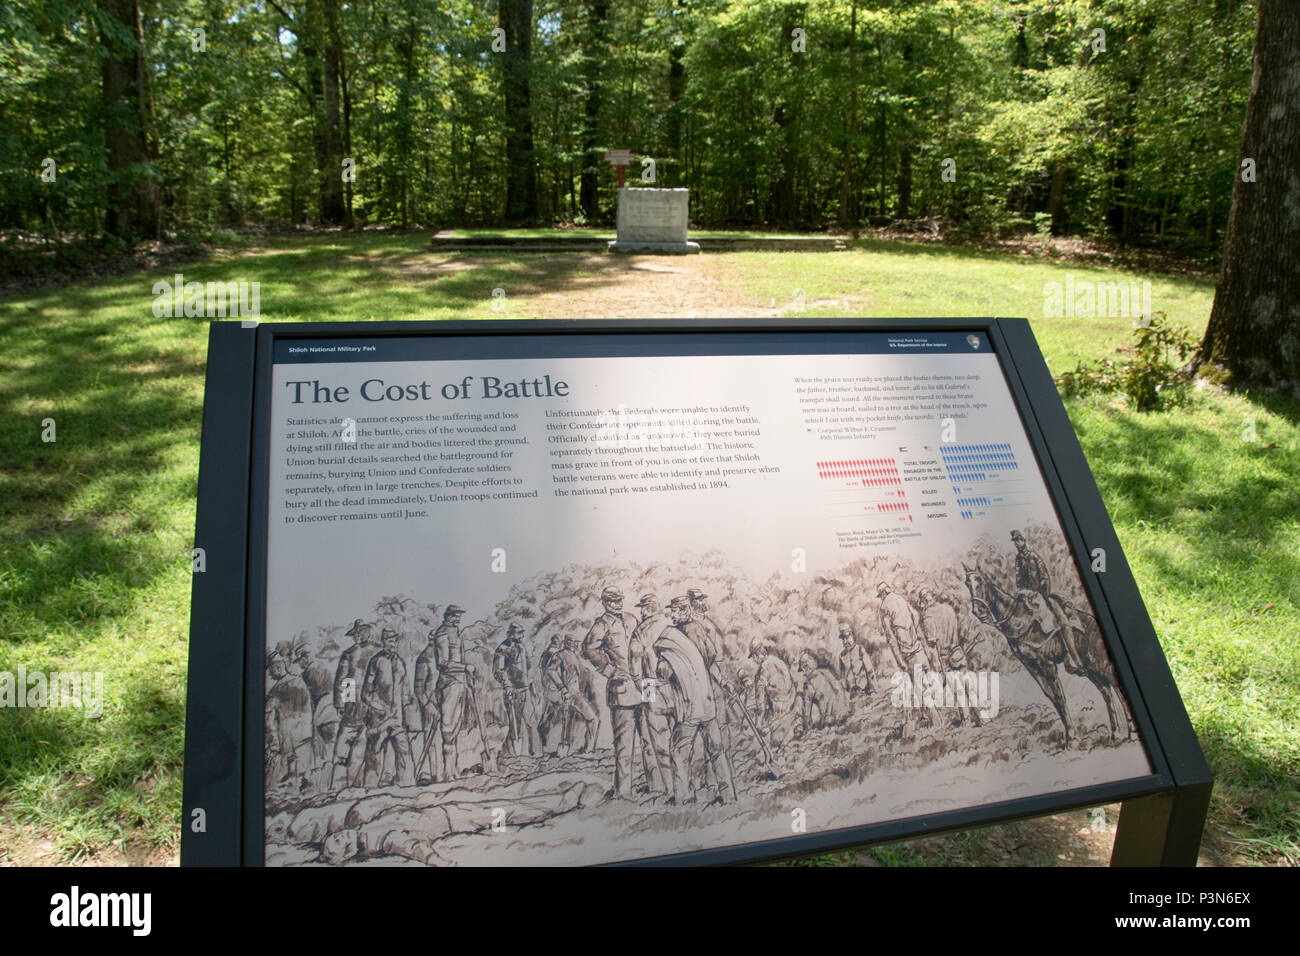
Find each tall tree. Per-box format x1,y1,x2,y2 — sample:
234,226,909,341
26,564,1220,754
98,0,160,238
501,0,538,222
318,0,347,225
838,0,858,226
665,0,687,187
579,1,609,221
1197,0,1300,389
768,2,805,223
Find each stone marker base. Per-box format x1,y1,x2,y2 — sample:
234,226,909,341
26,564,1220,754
607,239,701,255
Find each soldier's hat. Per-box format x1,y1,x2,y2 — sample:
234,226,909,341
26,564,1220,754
668,595,690,610
380,627,400,642
838,626,854,640
1010,529,1025,541
635,594,658,608
687,588,708,602
276,639,295,660
266,648,284,667
344,618,369,636
600,586,623,602
444,604,466,618
507,623,524,636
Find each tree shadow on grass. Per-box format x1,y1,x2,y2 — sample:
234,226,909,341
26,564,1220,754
0,674,185,852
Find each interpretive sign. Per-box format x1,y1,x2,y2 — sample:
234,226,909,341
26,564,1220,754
603,149,635,189
183,318,1210,866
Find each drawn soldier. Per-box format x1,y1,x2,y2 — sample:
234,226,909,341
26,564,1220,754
412,628,441,783
538,635,571,755
653,596,736,805
266,648,313,789
1012,530,1085,675
878,582,941,735
293,636,337,776
753,647,796,729
686,589,726,671
434,604,471,780
629,594,672,795
361,628,415,787
795,650,849,733
583,586,643,798
918,588,959,668
561,634,600,754
918,589,980,727
837,626,873,699
493,623,534,757
330,619,379,790
686,587,740,752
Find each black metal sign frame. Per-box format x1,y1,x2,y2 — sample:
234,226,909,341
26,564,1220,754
181,317,1211,867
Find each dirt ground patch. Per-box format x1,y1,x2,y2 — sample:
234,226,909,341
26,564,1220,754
401,251,845,318
0,818,177,867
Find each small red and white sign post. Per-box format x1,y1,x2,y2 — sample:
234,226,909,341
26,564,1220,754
604,148,636,188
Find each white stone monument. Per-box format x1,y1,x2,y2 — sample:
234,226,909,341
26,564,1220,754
608,187,700,254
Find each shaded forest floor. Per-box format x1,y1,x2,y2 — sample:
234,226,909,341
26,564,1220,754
0,233,1294,866
1,226,1219,299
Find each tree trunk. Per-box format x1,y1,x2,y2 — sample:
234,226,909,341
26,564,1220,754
340,21,354,229
896,147,912,219
396,14,417,229
1047,163,1068,235
501,0,539,223
876,99,886,218
768,5,802,224
666,12,686,187
1197,0,1300,389
99,0,161,239
580,1,609,221
838,0,857,227
318,0,346,226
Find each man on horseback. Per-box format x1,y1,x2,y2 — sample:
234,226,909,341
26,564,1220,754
1011,530,1085,676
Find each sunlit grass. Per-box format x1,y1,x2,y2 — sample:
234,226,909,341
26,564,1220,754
0,232,1292,865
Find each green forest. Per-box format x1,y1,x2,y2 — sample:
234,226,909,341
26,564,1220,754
0,0,1259,247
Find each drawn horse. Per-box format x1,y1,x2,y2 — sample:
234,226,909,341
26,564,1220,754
962,563,1131,747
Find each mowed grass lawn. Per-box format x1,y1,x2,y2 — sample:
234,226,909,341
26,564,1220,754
0,233,1295,864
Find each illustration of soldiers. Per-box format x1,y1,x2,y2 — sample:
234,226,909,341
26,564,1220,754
878,582,942,735
583,586,643,799
918,588,959,668
753,647,796,729
837,626,873,699
330,619,379,790
561,634,600,753
293,637,337,777
361,628,415,787
653,596,736,805
1012,530,1085,675
266,648,313,789
629,594,672,795
538,635,572,755
493,623,534,757
918,589,980,727
434,604,471,780
795,650,849,734
412,628,441,784
686,589,726,671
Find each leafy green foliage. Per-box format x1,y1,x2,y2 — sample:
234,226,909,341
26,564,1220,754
1056,312,1199,411
0,0,1256,244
